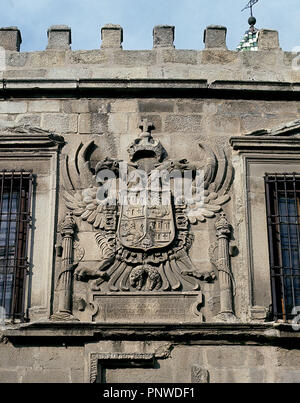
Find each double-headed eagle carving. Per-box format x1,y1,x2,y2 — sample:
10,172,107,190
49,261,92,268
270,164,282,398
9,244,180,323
62,120,233,292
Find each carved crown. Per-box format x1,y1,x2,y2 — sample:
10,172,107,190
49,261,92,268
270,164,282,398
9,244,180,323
127,119,166,162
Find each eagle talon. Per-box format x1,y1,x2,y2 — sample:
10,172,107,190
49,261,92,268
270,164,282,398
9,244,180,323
74,266,109,281
182,270,216,282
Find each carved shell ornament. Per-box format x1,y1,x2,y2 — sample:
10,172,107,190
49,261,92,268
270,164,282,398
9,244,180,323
62,120,233,292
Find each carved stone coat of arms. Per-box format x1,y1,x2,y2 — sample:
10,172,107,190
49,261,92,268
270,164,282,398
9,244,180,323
53,119,237,323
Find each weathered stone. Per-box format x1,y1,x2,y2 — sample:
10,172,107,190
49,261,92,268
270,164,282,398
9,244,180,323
3,69,47,79
113,50,156,66
160,49,197,65
0,26,22,51
273,370,300,383
47,25,71,50
138,100,174,113
15,114,42,127
177,100,204,113
110,99,138,113
21,369,70,383
203,25,227,49
206,347,247,368
0,370,19,383
153,25,175,48
250,306,269,322
211,368,266,383
101,24,123,49
63,99,90,114
0,346,22,368
276,348,300,368
24,51,67,68
164,115,203,132
108,113,128,133
68,50,111,65
200,49,236,65
70,369,84,383
209,115,241,134
87,99,111,114
0,114,15,122
38,346,84,370
258,29,280,50
79,113,108,134
191,366,209,383
0,101,27,114
28,100,61,113
41,113,78,133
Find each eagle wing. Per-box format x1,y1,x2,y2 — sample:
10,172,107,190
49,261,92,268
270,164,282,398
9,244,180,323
63,187,110,229
186,144,233,224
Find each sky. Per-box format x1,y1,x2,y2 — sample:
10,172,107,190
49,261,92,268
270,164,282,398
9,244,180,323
1,0,300,52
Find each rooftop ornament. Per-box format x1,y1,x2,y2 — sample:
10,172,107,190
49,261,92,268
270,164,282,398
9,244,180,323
237,0,260,52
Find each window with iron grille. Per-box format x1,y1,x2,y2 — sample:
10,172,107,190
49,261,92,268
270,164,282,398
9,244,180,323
0,171,33,321
265,173,300,321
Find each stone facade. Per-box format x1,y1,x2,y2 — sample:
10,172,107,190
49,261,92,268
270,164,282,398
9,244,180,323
0,24,300,383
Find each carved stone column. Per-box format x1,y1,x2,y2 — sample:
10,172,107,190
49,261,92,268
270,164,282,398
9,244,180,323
212,213,238,323
51,212,78,321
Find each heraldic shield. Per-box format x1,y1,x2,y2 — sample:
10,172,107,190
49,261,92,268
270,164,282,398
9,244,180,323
117,189,176,252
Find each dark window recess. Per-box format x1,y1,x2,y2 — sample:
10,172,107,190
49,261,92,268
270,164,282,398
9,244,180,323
265,173,300,321
0,171,33,321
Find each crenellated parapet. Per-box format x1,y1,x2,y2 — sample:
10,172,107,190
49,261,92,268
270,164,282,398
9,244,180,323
0,23,298,88
0,23,282,52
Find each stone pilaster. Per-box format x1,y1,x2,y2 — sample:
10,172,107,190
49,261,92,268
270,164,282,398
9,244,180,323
213,213,238,323
51,212,78,321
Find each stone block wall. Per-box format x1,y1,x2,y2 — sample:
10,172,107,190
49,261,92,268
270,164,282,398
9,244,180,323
0,23,300,383
1,339,300,383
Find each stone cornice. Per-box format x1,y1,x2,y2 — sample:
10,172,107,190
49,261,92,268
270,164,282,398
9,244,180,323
2,322,300,347
0,124,65,150
230,136,300,153
0,79,300,97
244,119,300,137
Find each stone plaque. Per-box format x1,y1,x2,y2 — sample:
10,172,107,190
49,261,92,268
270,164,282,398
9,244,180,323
91,292,203,323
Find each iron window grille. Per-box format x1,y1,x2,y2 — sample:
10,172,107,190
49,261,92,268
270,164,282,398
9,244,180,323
0,170,33,322
265,173,300,321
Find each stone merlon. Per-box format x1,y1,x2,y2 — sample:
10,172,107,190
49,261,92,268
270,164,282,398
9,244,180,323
47,25,72,50
203,25,227,49
153,25,175,48
0,26,22,51
101,24,123,49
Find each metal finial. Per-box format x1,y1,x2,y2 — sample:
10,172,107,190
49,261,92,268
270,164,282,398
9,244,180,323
237,0,259,51
241,0,259,19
